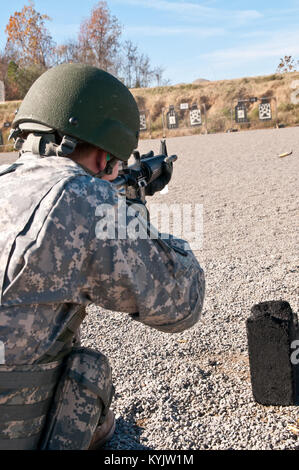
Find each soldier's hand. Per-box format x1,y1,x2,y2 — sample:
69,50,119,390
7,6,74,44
145,161,173,196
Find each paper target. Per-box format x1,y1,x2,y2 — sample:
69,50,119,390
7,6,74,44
259,102,272,121
166,107,178,129
190,109,202,126
235,103,248,123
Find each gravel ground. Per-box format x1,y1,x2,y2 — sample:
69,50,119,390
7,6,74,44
2,128,298,449
82,127,299,450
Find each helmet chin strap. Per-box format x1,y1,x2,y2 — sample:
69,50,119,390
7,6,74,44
56,135,78,156
12,128,119,180
11,128,79,158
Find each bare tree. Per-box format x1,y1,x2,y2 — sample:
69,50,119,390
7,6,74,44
152,66,170,87
121,40,138,88
134,53,153,88
53,41,81,65
120,40,169,88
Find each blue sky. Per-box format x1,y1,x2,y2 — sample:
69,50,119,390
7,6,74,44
1,0,299,84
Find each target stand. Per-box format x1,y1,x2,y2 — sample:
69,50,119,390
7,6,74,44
162,103,207,136
230,97,278,129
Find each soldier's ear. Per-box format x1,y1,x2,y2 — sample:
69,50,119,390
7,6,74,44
96,148,108,171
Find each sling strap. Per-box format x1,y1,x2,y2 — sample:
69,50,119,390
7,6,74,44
0,163,23,176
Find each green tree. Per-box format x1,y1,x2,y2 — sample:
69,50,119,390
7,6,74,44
6,60,44,99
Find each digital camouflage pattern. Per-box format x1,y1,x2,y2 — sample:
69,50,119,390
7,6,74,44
0,151,205,448
0,152,205,364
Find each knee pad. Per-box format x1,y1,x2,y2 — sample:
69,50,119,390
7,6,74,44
39,347,114,450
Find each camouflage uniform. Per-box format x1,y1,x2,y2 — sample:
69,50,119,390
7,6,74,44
0,152,205,449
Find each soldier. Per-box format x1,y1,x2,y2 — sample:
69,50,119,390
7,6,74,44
0,63,205,450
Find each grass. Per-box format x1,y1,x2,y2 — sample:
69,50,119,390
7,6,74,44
253,74,284,83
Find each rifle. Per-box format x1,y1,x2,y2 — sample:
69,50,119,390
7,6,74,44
112,140,177,203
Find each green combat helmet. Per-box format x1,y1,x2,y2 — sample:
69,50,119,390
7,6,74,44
12,63,140,161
